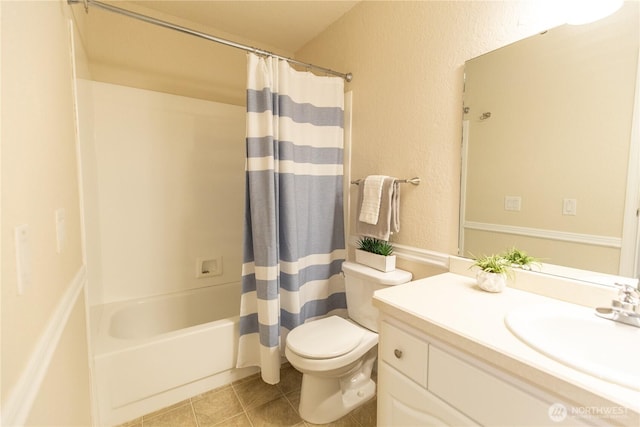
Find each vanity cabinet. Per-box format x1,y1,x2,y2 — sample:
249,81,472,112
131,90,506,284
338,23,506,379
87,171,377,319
377,319,593,426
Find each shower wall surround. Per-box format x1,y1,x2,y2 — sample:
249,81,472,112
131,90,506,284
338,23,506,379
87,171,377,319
84,81,245,305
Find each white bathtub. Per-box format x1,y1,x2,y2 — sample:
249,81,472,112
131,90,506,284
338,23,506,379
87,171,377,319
91,282,258,426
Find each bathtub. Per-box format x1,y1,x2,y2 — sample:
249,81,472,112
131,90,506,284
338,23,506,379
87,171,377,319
91,282,258,426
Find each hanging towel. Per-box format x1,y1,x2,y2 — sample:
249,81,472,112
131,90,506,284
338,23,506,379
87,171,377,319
356,176,400,240
358,175,386,224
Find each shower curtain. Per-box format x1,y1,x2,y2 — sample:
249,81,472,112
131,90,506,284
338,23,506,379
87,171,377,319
237,53,347,384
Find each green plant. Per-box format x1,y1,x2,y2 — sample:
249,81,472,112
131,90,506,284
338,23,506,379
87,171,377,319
502,247,540,270
472,254,512,276
356,236,394,256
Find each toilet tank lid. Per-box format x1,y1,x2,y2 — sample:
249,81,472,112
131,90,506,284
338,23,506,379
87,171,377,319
342,261,412,285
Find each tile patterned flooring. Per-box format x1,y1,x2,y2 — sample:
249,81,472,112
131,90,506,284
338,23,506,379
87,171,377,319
117,364,377,427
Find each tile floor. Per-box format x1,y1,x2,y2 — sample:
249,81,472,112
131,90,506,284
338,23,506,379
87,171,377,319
117,364,377,427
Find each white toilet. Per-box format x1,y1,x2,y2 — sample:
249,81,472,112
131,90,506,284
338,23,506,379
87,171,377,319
285,261,412,424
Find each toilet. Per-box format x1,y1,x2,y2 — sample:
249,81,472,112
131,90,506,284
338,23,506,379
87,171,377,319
285,261,412,424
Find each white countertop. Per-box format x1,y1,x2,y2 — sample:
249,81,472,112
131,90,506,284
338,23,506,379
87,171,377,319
373,272,640,424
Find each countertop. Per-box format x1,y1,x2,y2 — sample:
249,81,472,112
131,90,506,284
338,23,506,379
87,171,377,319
373,272,640,425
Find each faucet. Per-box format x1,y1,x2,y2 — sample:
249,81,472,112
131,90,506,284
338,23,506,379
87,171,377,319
595,283,640,328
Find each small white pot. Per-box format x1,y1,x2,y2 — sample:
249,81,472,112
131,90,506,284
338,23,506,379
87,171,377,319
476,270,507,293
355,249,396,272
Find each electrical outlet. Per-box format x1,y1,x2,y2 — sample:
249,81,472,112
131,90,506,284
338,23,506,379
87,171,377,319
504,196,522,211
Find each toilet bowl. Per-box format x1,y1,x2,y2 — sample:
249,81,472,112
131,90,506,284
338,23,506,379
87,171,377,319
285,315,378,424
285,261,412,424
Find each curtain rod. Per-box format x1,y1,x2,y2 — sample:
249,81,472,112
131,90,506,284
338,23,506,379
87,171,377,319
67,0,353,82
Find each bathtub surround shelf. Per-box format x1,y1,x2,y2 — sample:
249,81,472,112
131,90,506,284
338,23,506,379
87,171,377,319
196,256,223,278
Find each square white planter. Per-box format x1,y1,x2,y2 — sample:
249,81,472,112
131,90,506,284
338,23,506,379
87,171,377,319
355,249,396,272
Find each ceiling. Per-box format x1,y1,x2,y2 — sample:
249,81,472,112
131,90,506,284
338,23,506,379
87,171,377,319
128,0,360,53
76,0,358,104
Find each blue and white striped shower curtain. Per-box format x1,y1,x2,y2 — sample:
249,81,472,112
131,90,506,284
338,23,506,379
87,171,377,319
236,53,347,384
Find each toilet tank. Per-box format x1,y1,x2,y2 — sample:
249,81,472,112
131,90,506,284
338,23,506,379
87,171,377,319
342,261,412,332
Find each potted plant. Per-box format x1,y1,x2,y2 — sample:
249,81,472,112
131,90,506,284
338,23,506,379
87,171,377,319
472,254,512,293
502,247,540,270
355,237,396,272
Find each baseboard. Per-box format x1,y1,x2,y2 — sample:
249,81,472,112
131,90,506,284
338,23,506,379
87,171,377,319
1,265,87,426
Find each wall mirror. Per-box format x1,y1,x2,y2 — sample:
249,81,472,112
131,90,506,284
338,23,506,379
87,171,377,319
460,1,639,285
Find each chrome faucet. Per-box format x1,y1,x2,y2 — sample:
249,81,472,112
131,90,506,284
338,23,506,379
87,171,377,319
595,283,640,328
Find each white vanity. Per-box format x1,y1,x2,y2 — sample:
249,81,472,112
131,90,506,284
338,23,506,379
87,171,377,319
373,258,640,427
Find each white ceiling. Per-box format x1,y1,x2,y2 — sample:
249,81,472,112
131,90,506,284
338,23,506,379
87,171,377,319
129,0,360,53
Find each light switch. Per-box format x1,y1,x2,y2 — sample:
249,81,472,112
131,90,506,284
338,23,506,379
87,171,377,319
55,208,66,253
504,196,522,212
14,224,32,295
563,198,577,216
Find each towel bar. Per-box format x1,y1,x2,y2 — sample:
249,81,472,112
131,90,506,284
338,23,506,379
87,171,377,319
350,177,421,185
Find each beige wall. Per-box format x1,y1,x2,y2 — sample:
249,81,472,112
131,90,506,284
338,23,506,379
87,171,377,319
25,296,92,426
295,1,568,257
1,1,92,425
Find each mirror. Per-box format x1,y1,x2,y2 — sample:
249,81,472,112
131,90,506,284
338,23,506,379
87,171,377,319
460,1,639,285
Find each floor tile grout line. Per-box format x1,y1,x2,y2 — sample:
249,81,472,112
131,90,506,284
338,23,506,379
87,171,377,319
130,367,375,427
189,398,200,427
282,391,300,417
229,381,247,411
229,381,256,426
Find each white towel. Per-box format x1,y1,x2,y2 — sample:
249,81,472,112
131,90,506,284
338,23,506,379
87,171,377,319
358,175,386,224
356,176,400,241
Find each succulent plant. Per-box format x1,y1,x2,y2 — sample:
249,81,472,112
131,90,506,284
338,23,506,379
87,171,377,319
502,247,541,270
356,237,394,256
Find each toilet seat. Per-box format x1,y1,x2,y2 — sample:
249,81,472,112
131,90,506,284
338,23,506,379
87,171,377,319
287,316,366,359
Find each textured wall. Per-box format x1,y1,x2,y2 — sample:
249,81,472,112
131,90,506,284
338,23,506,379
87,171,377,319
295,1,567,255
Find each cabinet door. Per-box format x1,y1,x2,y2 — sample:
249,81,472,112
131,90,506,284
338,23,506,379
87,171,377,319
428,345,595,427
380,321,429,388
378,362,478,427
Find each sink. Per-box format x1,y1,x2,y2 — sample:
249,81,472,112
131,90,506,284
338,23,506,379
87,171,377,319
505,303,640,390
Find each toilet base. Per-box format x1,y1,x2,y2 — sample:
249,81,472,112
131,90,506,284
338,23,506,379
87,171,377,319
299,375,376,424
297,350,377,424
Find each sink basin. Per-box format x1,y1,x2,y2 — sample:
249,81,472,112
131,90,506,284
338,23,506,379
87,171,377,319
505,303,640,390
